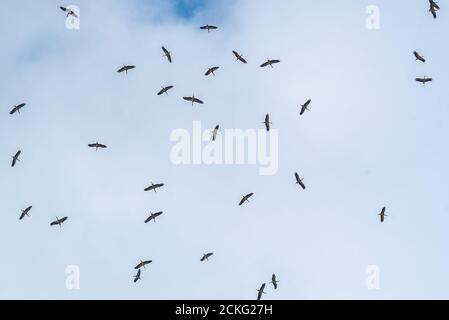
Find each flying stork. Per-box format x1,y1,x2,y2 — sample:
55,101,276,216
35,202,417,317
157,85,174,96
19,206,32,220
211,125,220,141
201,253,214,262
413,51,426,63
135,260,152,269
133,269,141,283
162,46,172,63
50,216,68,227
270,274,279,290
415,76,432,85
60,6,78,18
200,25,218,32
239,193,254,206
205,66,220,76
379,207,387,223
144,182,164,193
9,103,26,115
295,172,306,190
11,150,21,167
429,0,440,19
183,95,204,106
300,99,312,116
263,114,272,132
145,211,163,223
257,283,266,300
260,59,280,68
232,51,247,64
88,142,107,151
117,65,135,74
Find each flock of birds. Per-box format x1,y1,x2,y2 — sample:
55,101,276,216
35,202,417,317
5,2,441,300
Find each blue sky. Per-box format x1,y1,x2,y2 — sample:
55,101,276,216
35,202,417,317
1,0,449,299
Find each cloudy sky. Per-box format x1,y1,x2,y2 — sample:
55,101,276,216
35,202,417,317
1,0,449,299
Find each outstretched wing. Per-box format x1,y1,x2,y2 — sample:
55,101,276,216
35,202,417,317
193,98,204,104
260,61,270,67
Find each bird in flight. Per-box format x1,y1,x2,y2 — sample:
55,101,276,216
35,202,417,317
133,269,141,283
300,99,312,116
11,150,21,167
263,114,272,132
9,103,26,115
429,0,440,19
413,51,426,63
415,76,432,85
144,182,164,193
19,206,32,220
205,66,220,76
212,125,219,141
145,211,163,223
183,95,204,106
257,283,266,300
162,46,172,63
200,24,218,32
201,253,214,262
60,6,78,18
157,85,174,96
295,172,306,190
88,142,107,151
270,274,279,290
232,51,247,64
379,207,387,223
117,65,135,74
50,216,68,227
260,59,281,68
135,260,152,269
239,193,254,206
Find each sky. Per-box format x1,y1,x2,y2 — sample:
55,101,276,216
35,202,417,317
1,0,449,300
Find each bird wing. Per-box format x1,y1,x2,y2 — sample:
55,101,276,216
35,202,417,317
60,6,67,12
60,216,68,223
260,61,270,67
162,46,169,55
144,186,153,191
238,198,245,206
271,60,280,64
193,98,204,104
15,150,21,158
299,181,306,189
9,107,17,115
88,144,96,147
247,193,254,199
205,69,212,76
155,183,164,188
98,144,107,148
183,97,193,102
135,262,143,269
232,51,240,59
19,212,26,220
50,220,59,226
295,172,300,182
239,57,247,64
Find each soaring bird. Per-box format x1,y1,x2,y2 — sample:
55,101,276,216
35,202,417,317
162,46,172,63
145,211,163,223
117,65,135,74
295,172,306,190
205,66,220,76
270,274,279,290
239,193,254,206
413,51,426,63
50,216,68,227
263,114,272,132
379,207,387,223
157,85,174,96
144,182,164,193
60,6,78,18
135,260,152,269
11,150,21,167
201,253,214,262
200,24,218,32
88,142,107,151
415,76,432,85
429,0,440,19
9,103,26,115
257,283,266,301
300,99,312,116
19,206,32,220
183,95,204,106
212,125,219,141
260,59,280,68
232,51,247,64
133,269,141,283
